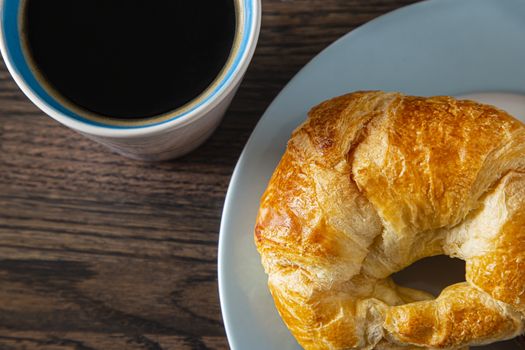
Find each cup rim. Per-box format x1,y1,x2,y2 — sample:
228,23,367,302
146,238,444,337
0,0,261,138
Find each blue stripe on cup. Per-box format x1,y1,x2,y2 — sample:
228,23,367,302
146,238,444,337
1,0,253,129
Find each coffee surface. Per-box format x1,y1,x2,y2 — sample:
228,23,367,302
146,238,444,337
24,0,236,119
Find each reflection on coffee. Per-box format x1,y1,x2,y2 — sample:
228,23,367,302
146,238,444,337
23,0,236,119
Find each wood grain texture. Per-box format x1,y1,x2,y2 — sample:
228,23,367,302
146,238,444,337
0,1,420,349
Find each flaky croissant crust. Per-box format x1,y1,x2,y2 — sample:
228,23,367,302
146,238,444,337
255,91,525,350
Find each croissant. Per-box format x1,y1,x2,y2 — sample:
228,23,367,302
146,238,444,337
254,91,525,349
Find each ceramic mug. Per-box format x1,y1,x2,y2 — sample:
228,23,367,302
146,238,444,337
0,0,261,161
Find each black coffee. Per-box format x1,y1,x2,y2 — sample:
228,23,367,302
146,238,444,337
23,0,236,119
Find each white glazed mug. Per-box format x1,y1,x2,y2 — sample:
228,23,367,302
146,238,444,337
0,0,261,161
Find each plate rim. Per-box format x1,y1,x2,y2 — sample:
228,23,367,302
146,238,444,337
217,0,525,348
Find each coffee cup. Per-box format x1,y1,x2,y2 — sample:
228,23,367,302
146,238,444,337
0,0,261,160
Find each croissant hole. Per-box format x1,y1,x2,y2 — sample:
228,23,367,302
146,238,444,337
392,255,466,297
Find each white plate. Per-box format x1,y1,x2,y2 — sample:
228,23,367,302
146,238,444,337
218,0,525,349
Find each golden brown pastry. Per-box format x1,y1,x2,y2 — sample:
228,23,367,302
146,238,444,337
254,91,525,349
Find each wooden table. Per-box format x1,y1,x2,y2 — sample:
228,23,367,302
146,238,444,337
0,1,419,349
